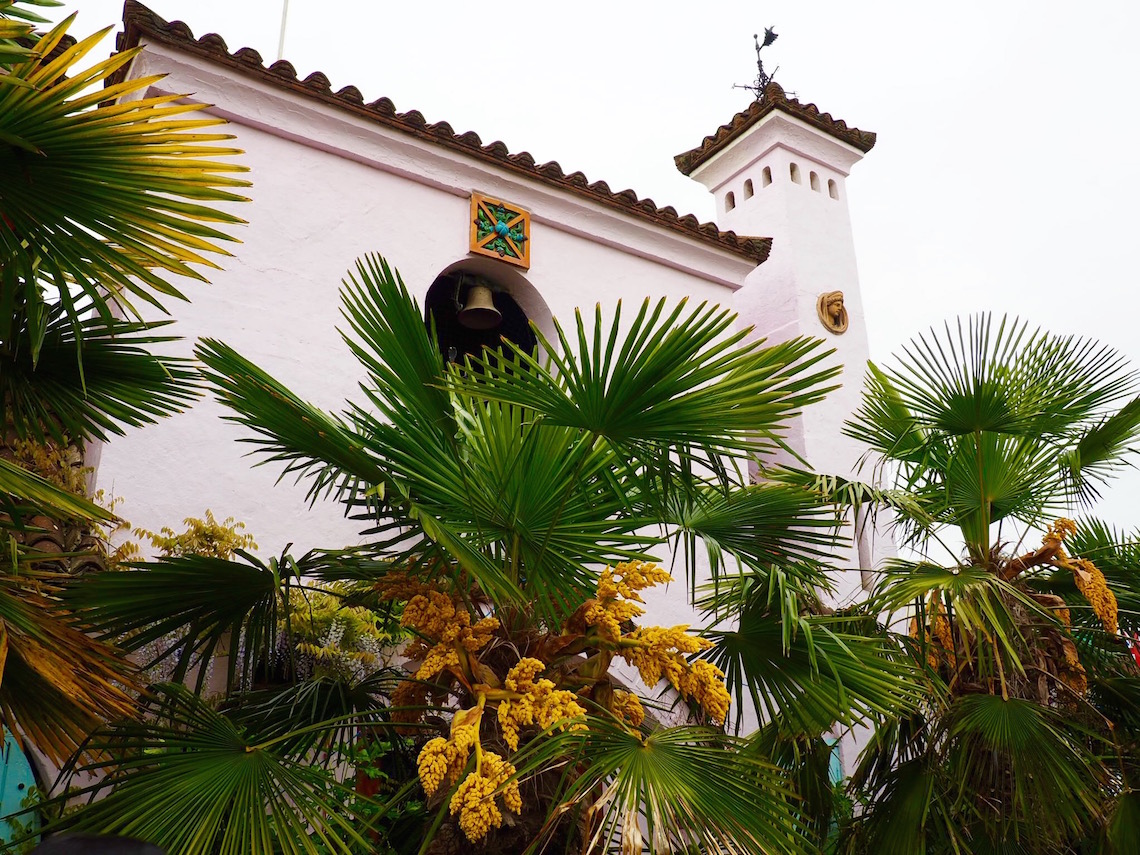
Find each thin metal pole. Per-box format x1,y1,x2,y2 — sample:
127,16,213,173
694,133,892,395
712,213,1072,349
277,0,290,61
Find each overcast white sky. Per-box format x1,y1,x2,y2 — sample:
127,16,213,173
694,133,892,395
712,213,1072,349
56,0,1140,526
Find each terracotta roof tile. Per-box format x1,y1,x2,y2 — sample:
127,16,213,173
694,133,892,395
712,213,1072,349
115,1,771,266
675,82,876,176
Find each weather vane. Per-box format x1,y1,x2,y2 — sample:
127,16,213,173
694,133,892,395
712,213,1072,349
733,27,780,100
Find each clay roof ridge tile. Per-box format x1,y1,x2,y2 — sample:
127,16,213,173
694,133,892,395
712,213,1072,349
675,87,876,175
232,46,263,66
370,97,397,116
303,71,332,92
268,59,297,80
197,32,228,53
483,140,510,158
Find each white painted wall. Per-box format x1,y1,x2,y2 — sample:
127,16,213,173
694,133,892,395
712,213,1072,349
93,42,756,570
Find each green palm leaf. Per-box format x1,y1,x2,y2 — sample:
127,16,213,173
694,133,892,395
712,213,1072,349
666,481,839,592
455,297,839,463
516,717,808,855
704,606,924,735
0,14,248,363
868,560,1054,677
0,456,111,523
196,338,390,504
1063,395,1140,503
66,551,288,694
944,694,1107,845
2,305,200,443
44,684,383,855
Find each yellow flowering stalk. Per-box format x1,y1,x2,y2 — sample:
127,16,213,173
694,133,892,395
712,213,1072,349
498,658,587,751
1056,636,1089,696
610,690,645,727
400,590,500,680
585,561,673,642
1070,558,1119,637
1044,517,1078,546
449,751,521,841
620,626,730,726
389,679,430,734
416,711,481,797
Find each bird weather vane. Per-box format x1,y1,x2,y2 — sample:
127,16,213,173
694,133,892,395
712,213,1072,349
733,27,780,100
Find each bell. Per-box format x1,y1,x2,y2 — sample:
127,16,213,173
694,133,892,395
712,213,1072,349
458,283,502,330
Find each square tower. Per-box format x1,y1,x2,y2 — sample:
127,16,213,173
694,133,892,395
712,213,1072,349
677,82,885,602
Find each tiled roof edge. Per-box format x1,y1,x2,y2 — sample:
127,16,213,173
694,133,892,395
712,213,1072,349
114,1,771,266
675,82,876,176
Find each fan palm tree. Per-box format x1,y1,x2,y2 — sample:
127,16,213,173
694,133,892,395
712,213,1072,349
0,0,248,762
53,254,923,854
826,315,1140,853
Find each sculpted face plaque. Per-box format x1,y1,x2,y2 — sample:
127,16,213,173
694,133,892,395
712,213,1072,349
817,290,849,334
470,193,530,269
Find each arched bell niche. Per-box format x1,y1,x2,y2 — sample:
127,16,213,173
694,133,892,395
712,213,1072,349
423,259,553,366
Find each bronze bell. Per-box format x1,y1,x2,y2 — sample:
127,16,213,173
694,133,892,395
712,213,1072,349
458,283,502,330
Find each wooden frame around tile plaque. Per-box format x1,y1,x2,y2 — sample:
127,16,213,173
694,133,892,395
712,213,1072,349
469,193,530,269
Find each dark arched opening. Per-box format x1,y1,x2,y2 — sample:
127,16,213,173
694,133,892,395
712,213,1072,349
424,271,537,366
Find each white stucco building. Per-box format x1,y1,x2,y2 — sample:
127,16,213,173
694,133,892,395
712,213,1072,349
95,1,892,692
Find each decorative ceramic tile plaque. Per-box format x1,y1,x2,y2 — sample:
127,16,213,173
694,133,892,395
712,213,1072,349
470,193,530,269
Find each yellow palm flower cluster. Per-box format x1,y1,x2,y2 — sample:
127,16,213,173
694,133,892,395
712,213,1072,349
1044,517,1078,545
400,590,500,680
585,561,673,642
611,690,645,727
449,751,522,842
498,658,587,751
374,571,436,602
620,627,730,725
417,721,480,797
1070,558,1119,637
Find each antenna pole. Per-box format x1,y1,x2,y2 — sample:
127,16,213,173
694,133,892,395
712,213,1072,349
277,0,290,62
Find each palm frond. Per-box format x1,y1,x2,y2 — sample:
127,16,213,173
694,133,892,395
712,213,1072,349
516,717,809,855
1105,789,1140,854
869,559,1055,677
196,338,390,504
666,481,839,596
0,456,112,523
64,551,287,694
338,254,454,437
0,568,140,764
1063,395,1140,504
0,14,248,362
223,670,411,761
943,694,1107,845
452,297,839,462
45,684,382,855
2,307,199,444
704,607,924,735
